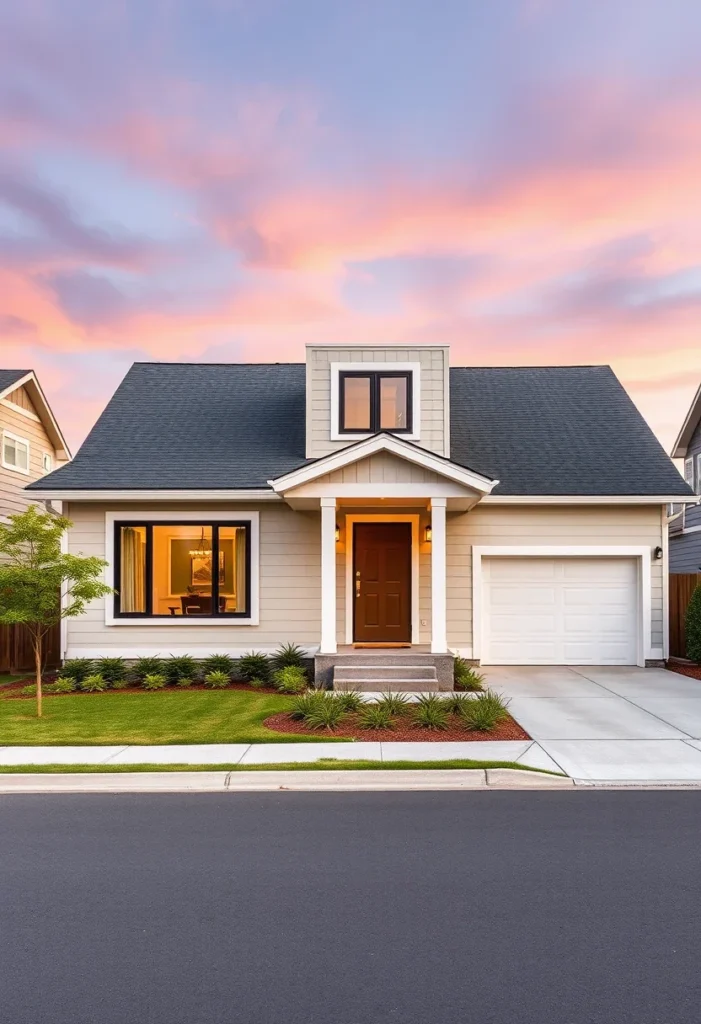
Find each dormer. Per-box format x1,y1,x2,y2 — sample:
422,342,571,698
305,344,450,460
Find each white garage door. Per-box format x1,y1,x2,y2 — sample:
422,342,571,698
482,557,638,665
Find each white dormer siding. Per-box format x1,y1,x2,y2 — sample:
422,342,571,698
305,345,450,460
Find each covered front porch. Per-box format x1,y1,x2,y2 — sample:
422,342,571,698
269,432,499,659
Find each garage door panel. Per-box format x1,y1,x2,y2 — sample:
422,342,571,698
483,557,638,665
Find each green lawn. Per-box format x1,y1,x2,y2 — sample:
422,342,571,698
0,759,558,774
0,691,348,746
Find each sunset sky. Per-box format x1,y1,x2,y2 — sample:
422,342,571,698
1,0,700,456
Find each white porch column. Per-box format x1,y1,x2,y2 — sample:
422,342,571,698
430,498,448,654
320,497,337,654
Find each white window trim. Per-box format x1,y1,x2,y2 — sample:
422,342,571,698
329,361,421,442
104,510,260,626
685,458,694,490
343,514,421,645
42,452,53,474
471,545,654,668
1,430,31,475
696,454,701,496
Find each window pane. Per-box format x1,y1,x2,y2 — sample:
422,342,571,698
16,441,28,470
380,376,408,429
3,439,15,466
153,525,212,615
342,376,371,430
119,526,147,613
219,526,248,613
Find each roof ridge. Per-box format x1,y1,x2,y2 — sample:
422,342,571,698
131,361,305,367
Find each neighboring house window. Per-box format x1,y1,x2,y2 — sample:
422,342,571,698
1,431,30,474
114,520,251,618
42,452,53,474
697,454,701,496
685,458,694,491
339,371,412,434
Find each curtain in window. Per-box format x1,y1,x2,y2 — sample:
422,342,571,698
234,527,247,612
120,527,146,613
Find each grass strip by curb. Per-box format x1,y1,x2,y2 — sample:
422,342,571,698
0,758,563,775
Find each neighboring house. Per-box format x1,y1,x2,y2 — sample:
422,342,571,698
0,369,71,519
27,346,694,676
669,383,701,573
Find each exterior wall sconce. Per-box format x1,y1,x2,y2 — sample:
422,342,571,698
654,545,663,560
335,524,341,542
424,525,432,543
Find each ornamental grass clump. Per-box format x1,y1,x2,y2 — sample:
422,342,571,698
686,584,701,665
446,691,475,714
453,657,485,692
271,642,307,671
237,652,270,682
412,693,450,731
204,670,231,689
376,691,410,716
358,703,394,730
459,689,510,732
61,658,94,683
165,655,199,685
202,654,235,678
95,657,128,684
45,677,77,694
289,690,326,720
302,694,347,731
335,689,363,712
79,673,108,693
141,673,167,691
272,665,308,694
131,657,163,682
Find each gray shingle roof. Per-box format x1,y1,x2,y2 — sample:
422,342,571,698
28,361,692,496
0,369,30,393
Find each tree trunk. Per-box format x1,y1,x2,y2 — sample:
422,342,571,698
33,635,42,718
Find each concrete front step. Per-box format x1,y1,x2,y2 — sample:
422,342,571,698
315,651,455,690
334,665,437,682
334,679,440,693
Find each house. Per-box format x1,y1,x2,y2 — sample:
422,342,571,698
669,383,701,573
0,369,71,519
26,345,694,683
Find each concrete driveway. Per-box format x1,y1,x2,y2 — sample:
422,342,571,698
483,665,701,782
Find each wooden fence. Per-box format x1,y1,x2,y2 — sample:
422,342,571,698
0,622,61,675
669,573,701,659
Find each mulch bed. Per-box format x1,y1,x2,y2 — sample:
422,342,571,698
2,680,279,698
666,662,701,681
263,711,530,742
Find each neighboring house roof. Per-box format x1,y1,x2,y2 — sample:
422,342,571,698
0,368,72,459
671,382,701,458
28,361,692,496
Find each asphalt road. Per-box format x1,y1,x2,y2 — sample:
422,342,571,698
1,792,700,1024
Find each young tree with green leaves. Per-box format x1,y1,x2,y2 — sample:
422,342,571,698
686,584,701,665
0,505,112,717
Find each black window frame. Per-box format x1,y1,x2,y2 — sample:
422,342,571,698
113,520,252,619
338,370,413,435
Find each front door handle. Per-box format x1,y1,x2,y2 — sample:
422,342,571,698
355,571,361,597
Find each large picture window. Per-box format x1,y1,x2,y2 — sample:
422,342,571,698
114,520,251,617
339,371,412,434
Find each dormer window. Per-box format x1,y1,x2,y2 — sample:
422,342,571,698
339,371,412,434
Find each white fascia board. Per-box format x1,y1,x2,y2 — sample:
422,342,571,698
671,382,701,458
26,488,281,502
269,433,498,494
481,494,698,505
0,371,33,403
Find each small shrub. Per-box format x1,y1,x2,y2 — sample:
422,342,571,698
175,677,194,688
272,665,307,694
45,677,76,694
459,689,510,732
165,655,199,684
204,670,231,689
335,689,363,712
79,674,108,693
202,654,236,677
453,657,485,691
271,642,307,670
141,673,167,691
111,677,132,690
358,703,395,730
376,691,410,716
131,657,163,681
237,652,270,682
20,684,37,697
248,677,267,689
95,657,128,684
412,693,450,731
289,690,326,720
61,658,94,683
303,695,347,731
686,584,701,664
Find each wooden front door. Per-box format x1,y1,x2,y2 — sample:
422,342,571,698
353,523,411,643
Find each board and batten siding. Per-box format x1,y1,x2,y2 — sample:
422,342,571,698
445,504,665,655
64,502,322,656
0,391,62,518
305,346,449,460
320,451,443,485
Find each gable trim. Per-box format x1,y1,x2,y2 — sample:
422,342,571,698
269,432,498,495
672,382,701,458
0,371,71,459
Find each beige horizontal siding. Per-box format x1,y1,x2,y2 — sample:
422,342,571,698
306,346,448,460
0,399,60,519
446,504,665,653
65,502,322,654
